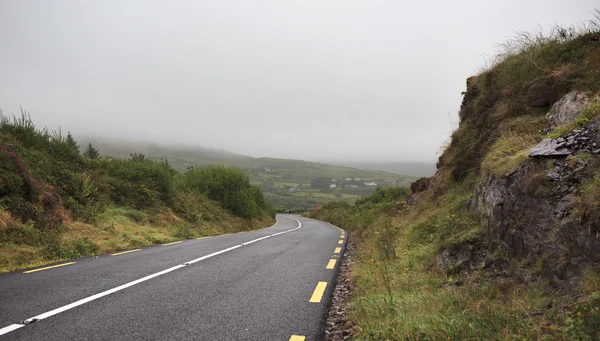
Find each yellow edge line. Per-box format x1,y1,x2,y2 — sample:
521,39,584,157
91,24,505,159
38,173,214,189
326,259,337,269
289,336,306,341
196,236,210,240
163,241,183,246
334,247,341,254
341,235,345,238
338,240,343,244
309,281,328,303
24,262,76,274
111,249,141,256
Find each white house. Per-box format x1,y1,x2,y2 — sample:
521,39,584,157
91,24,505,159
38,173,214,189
364,181,377,186
329,184,337,188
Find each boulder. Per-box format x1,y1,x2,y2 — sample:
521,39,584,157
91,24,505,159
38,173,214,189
546,91,594,127
410,177,431,194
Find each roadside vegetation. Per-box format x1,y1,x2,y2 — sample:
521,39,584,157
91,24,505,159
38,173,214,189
308,12,600,340
0,113,274,272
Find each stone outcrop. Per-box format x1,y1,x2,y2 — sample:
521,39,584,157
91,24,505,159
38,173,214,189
546,90,597,127
529,138,574,157
410,177,431,194
530,116,600,157
463,116,600,288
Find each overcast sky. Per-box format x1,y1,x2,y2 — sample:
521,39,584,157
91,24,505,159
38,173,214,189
0,1,597,162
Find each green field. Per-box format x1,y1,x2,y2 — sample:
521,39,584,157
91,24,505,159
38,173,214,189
82,139,418,209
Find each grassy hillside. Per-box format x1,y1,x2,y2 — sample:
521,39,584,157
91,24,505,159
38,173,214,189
82,138,417,210
308,15,600,340
0,114,273,273
322,160,436,177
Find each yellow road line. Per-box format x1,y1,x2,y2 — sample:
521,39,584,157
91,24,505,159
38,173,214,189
162,241,183,246
289,336,306,341
341,235,345,238
326,259,337,269
334,247,341,254
309,281,328,303
23,262,76,274
111,249,141,256
196,236,210,240
338,240,343,244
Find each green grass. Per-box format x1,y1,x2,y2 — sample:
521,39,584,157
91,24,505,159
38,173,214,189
0,204,274,273
481,116,546,178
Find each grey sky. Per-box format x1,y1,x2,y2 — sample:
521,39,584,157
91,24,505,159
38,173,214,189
0,1,596,162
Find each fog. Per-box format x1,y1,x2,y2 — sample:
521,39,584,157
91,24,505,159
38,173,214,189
0,1,596,163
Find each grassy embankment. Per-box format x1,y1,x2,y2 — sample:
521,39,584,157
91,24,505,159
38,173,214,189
0,115,274,273
308,18,600,341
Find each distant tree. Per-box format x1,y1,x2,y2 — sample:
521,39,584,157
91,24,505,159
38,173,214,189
84,142,100,159
130,153,146,162
65,132,78,151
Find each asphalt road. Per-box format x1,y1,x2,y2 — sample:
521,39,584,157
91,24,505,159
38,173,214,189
0,215,347,341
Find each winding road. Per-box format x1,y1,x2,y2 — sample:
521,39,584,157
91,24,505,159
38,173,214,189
0,215,346,341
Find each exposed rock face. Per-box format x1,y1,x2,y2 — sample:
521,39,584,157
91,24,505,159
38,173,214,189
410,177,431,194
436,241,489,274
530,116,600,157
472,162,557,259
467,118,600,288
529,138,574,157
546,90,595,127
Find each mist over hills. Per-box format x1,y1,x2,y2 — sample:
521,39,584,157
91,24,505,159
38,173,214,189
79,136,418,209
81,136,432,175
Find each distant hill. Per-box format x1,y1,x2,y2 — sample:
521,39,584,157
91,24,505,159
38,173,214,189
320,161,436,177
79,137,418,209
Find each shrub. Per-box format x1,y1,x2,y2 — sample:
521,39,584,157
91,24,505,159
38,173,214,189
100,158,174,209
178,165,270,218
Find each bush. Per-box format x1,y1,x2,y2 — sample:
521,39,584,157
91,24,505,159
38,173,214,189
178,165,270,218
100,158,175,209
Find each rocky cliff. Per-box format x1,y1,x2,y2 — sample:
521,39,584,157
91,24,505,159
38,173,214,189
419,31,600,293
